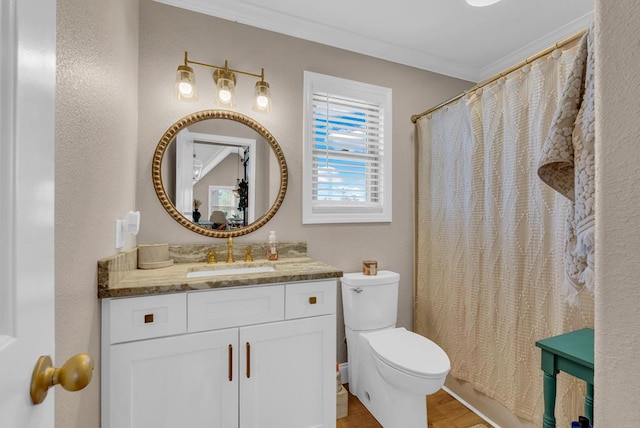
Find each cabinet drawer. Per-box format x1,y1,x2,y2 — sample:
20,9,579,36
107,293,187,344
285,280,336,320
188,285,285,332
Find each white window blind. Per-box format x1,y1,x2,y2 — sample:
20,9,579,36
303,72,392,224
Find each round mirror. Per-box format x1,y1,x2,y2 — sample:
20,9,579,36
152,110,288,238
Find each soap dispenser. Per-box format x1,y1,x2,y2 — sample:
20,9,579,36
267,231,278,261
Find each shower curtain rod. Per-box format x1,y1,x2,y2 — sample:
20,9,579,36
410,28,587,124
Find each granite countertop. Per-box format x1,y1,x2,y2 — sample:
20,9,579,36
98,243,343,299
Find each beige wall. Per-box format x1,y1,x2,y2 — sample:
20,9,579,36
594,1,640,425
136,0,471,366
55,0,138,427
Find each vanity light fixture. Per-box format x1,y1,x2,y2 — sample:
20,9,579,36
253,80,272,113
192,150,203,181
175,63,197,101
175,51,272,113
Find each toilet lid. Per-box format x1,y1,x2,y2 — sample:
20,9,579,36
341,270,399,286
367,328,450,378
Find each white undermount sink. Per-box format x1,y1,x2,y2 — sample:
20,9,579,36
186,265,276,278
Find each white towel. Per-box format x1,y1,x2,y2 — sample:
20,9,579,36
537,25,595,305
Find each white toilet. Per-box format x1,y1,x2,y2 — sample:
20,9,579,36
341,271,450,428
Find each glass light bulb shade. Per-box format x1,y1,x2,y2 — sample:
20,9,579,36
193,153,203,181
215,77,236,107
256,95,269,107
178,81,193,95
174,65,197,101
466,0,501,6
252,81,272,113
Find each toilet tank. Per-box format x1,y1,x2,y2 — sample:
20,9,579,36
341,271,400,331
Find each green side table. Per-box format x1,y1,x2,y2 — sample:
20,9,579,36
535,328,594,428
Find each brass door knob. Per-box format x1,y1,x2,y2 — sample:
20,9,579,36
30,353,94,404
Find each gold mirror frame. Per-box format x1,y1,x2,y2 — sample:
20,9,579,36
152,110,288,238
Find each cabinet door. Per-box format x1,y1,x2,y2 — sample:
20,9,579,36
240,315,336,428
108,329,239,428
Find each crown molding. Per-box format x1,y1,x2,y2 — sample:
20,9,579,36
478,10,594,81
154,0,592,84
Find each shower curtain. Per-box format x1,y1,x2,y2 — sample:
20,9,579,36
415,42,594,426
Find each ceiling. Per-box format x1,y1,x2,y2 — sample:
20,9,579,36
154,0,593,82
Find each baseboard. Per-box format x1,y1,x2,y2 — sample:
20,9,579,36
337,363,498,427
442,386,500,428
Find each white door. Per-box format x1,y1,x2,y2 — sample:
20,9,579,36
108,329,239,428
175,129,195,217
240,315,336,428
0,0,56,426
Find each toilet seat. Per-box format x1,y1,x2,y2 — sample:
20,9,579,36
367,328,450,379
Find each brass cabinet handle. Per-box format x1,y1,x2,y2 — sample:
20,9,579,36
31,353,94,404
228,344,233,382
309,296,317,304
246,342,251,378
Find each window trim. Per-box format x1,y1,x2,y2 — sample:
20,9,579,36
302,71,392,224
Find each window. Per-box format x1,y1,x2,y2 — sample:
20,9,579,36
208,186,241,221
302,71,392,224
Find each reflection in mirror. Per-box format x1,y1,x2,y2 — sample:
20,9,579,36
173,128,257,228
153,110,288,238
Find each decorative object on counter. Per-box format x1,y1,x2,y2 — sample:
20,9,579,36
267,231,278,261
207,251,218,264
138,243,173,269
192,199,202,223
244,247,254,262
363,260,377,275
174,51,272,113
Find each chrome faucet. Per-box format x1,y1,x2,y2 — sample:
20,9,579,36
226,237,234,263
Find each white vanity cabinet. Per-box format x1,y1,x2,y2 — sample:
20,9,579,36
101,279,337,428
108,327,239,428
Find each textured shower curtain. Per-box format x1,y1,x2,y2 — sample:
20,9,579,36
415,43,594,426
